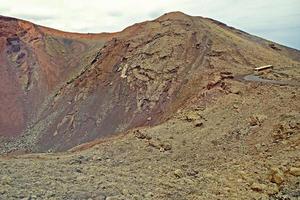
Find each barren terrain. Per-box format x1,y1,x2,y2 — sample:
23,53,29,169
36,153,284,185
0,12,299,199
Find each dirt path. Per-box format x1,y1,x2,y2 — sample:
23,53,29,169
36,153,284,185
235,73,300,87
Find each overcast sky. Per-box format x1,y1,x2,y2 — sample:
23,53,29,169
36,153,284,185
0,0,299,49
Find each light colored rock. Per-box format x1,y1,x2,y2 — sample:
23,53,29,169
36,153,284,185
194,120,204,127
249,114,267,126
231,86,241,95
120,64,129,78
76,176,86,182
289,167,300,176
251,183,267,192
266,183,279,195
1,175,12,185
145,192,153,198
174,169,184,178
161,143,172,151
269,167,284,184
122,189,129,195
185,111,200,122
0,188,6,195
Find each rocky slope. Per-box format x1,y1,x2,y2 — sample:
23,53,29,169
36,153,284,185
0,11,299,199
0,72,299,199
1,12,299,153
0,15,110,138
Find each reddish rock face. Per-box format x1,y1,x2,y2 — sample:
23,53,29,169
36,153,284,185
0,12,299,153
0,62,25,136
0,16,109,139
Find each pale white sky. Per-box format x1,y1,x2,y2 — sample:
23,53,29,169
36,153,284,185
0,0,299,49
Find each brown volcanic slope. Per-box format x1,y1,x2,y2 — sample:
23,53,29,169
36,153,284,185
0,12,300,199
0,12,299,153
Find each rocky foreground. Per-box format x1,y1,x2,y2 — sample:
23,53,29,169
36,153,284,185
1,70,299,199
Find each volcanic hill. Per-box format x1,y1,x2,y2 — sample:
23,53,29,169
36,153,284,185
0,12,299,199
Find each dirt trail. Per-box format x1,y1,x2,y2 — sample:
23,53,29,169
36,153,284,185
236,73,300,87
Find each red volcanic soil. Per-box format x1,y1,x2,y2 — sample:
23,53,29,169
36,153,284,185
0,15,109,138
0,12,299,153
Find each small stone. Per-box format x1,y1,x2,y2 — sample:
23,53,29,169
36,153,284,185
266,183,279,195
231,87,241,95
249,114,267,126
147,117,152,121
185,112,200,122
194,120,204,127
271,173,284,184
249,117,258,126
94,195,107,200
134,130,147,139
0,188,6,195
161,143,172,151
76,176,85,182
255,143,261,150
148,141,158,148
174,169,184,178
233,104,239,109
237,179,244,183
46,191,56,198
204,173,214,179
183,178,194,184
251,183,267,192
69,156,84,165
145,135,152,140
106,196,119,200
187,169,199,177
53,130,58,136
289,167,300,176
223,187,231,192
269,167,284,184
1,175,12,185
145,192,153,198
122,189,129,195
257,114,267,123
289,120,297,129
92,156,102,161
195,105,206,111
